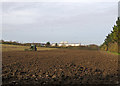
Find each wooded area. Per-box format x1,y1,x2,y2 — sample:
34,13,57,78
100,17,120,53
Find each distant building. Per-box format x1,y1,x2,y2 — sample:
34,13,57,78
51,43,56,47
25,43,45,47
51,41,81,47
40,43,46,47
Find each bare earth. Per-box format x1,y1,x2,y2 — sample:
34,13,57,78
2,49,119,85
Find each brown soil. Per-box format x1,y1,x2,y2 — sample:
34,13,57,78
2,49,119,85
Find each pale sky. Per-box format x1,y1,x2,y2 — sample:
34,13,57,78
1,1,118,45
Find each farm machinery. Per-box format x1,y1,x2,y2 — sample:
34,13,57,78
25,44,37,51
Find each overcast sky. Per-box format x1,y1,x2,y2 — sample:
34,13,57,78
2,1,118,45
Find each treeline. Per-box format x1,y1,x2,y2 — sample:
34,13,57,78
0,40,22,45
0,40,51,47
100,17,120,53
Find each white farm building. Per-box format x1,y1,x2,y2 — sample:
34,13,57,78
51,41,81,47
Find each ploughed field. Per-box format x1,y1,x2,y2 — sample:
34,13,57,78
2,49,119,85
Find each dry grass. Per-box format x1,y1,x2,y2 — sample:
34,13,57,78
1,44,57,52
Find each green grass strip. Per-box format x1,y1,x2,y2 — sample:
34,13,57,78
107,51,120,55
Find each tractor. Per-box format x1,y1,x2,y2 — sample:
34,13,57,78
25,44,37,51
